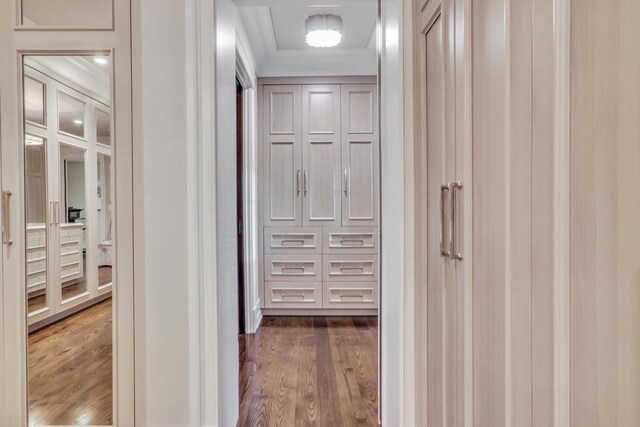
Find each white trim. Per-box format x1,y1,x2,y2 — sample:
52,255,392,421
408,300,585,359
553,0,571,425
380,0,405,425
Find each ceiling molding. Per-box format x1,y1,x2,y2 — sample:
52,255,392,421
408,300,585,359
237,3,378,77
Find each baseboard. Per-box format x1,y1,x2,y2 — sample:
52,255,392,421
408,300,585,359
261,308,378,317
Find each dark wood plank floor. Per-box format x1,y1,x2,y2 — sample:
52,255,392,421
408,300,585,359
28,299,113,426
238,316,379,427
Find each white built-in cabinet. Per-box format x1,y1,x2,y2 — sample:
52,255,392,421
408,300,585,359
261,78,378,313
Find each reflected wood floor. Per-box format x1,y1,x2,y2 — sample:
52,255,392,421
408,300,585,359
238,316,379,427
28,299,112,426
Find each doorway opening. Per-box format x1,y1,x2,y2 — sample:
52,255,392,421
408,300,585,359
232,1,381,424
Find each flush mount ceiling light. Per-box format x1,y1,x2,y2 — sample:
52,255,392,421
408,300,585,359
305,14,343,48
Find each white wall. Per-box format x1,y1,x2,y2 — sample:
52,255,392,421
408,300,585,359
135,0,192,424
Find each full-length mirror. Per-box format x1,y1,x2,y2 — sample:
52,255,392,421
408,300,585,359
23,55,114,426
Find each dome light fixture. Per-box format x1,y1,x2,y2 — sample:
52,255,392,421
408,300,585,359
305,14,343,48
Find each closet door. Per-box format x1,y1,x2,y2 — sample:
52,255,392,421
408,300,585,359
570,1,640,425
422,13,451,427
263,85,302,226
340,84,378,226
302,85,341,227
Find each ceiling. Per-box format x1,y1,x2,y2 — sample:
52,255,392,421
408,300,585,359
236,0,378,77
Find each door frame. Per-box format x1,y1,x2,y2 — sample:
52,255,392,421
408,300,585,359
0,1,135,425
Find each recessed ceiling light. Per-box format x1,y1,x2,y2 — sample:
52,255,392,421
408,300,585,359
305,14,343,48
73,119,83,125
94,57,108,65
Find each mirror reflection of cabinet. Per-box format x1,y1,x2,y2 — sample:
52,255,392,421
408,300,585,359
23,60,113,328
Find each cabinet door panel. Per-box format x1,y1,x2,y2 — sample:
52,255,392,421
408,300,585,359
341,84,378,226
264,85,302,226
302,85,341,226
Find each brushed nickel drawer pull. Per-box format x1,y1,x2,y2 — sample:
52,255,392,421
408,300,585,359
451,181,463,261
281,238,305,246
340,238,365,246
2,190,13,245
440,185,450,257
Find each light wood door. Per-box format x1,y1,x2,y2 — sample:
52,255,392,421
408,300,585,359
570,0,640,425
341,84,378,226
302,85,341,227
263,85,302,226
423,14,450,427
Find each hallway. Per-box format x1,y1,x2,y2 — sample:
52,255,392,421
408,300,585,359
238,316,378,427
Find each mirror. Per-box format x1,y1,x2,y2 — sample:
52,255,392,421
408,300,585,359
25,135,50,316
23,55,113,426
59,143,89,303
58,91,86,139
97,153,112,288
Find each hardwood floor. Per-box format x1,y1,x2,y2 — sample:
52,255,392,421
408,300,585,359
238,316,379,427
28,299,113,426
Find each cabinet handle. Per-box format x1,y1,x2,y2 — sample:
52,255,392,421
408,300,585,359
282,292,306,300
296,169,301,196
50,201,55,225
343,169,348,196
56,201,61,225
440,185,450,257
304,170,308,196
450,181,463,261
281,238,305,246
2,190,13,245
340,238,364,246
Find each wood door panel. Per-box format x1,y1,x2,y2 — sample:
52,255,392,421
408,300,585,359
302,85,341,227
264,85,302,226
570,0,640,425
341,84,378,227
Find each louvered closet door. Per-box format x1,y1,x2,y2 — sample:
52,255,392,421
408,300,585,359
264,85,302,226
302,85,341,227
341,84,378,226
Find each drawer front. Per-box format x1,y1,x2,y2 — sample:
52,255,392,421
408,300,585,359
61,239,81,254
61,250,82,266
27,271,47,289
27,258,46,275
323,282,378,309
27,246,47,262
265,282,322,309
61,261,82,281
264,227,322,254
323,227,378,254
60,224,83,238
324,255,378,282
27,229,46,247
265,255,322,282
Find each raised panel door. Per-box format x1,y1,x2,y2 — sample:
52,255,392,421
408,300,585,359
263,85,302,226
341,84,378,226
302,85,341,227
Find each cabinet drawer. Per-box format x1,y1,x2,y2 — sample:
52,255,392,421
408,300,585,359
61,239,81,255
264,227,322,254
27,246,47,262
323,282,378,309
323,227,378,254
324,255,378,282
265,282,322,309
27,228,46,247
27,258,46,275
61,261,82,281
265,255,322,282
27,270,47,289
60,224,83,238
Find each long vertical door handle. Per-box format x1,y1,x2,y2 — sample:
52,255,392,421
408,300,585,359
50,201,55,225
440,185,450,257
2,190,13,245
303,170,308,196
343,169,348,196
451,181,463,260
56,201,61,225
296,169,301,196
